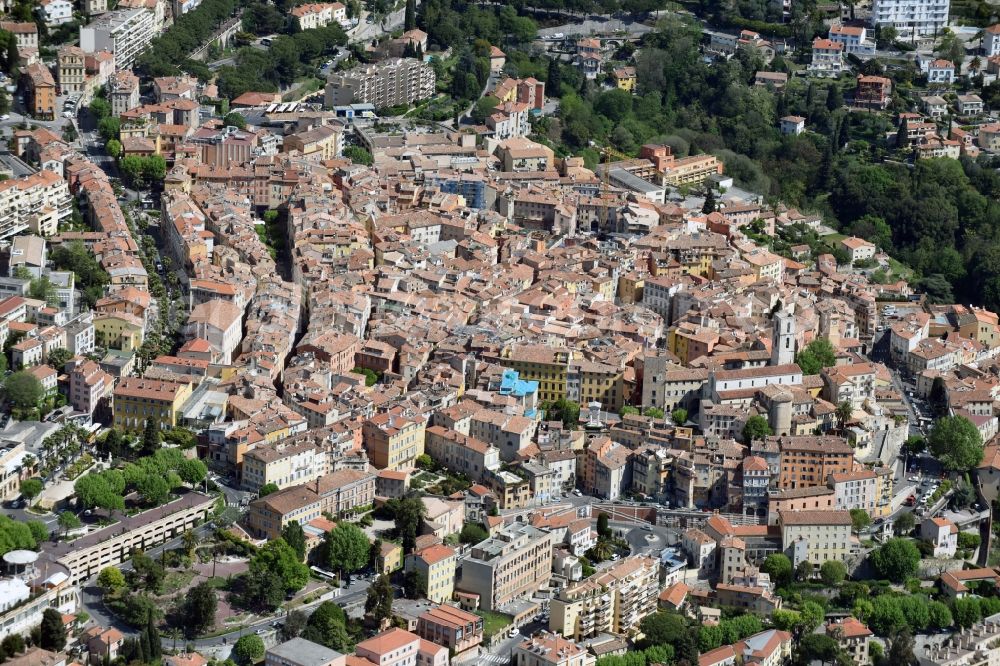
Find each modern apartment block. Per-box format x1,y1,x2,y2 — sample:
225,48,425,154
458,523,553,611
550,556,659,639
0,170,72,238
324,58,435,108
870,0,949,36
79,8,155,70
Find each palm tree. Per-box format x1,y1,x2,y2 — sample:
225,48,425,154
589,541,613,562
835,401,853,431
970,56,983,77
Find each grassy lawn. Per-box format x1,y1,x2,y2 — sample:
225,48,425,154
161,570,197,595
887,257,914,280
476,611,512,639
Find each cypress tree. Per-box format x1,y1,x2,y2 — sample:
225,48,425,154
404,0,416,31
146,609,161,659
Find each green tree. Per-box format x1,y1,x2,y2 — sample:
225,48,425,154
741,415,773,443
183,581,218,636
233,634,265,665
597,512,611,539
871,538,921,583
74,471,126,512
142,418,160,456
699,625,724,651
929,416,984,471
927,601,953,631
893,511,915,535
136,474,170,507
796,634,843,666
459,522,488,544
89,97,111,120
146,608,161,661
393,495,426,553
282,521,307,562
252,538,309,594
795,338,837,375
39,608,66,651
547,58,562,96
5,371,43,410
702,186,717,214
97,566,126,592
850,508,871,533
796,560,814,582
402,568,426,599
365,573,394,621
637,611,690,649
177,458,207,487
404,0,416,30
643,407,665,419
105,138,122,158
259,482,279,497
820,560,846,586
57,511,81,537
46,348,73,369
19,478,42,501
620,406,640,417
222,112,246,129
343,146,373,166
302,601,353,652
323,523,370,575
887,630,917,666
671,408,688,425
761,553,793,587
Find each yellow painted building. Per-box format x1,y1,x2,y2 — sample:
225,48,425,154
406,544,457,603
617,272,645,304
575,360,625,412
362,407,427,470
113,377,192,430
496,345,573,404
94,312,145,352
379,541,403,574
874,466,893,518
613,66,636,92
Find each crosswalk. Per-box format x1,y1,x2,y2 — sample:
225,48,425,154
480,654,511,666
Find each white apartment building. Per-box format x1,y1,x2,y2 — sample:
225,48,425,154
0,170,72,239
985,25,1000,56
809,38,844,77
828,470,877,513
871,0,950,37
79,8,155,70
324,58,436,108
290,2,347,30
921,517,958,558
778,510,854,568
828,25,876,57
38,0,73,26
